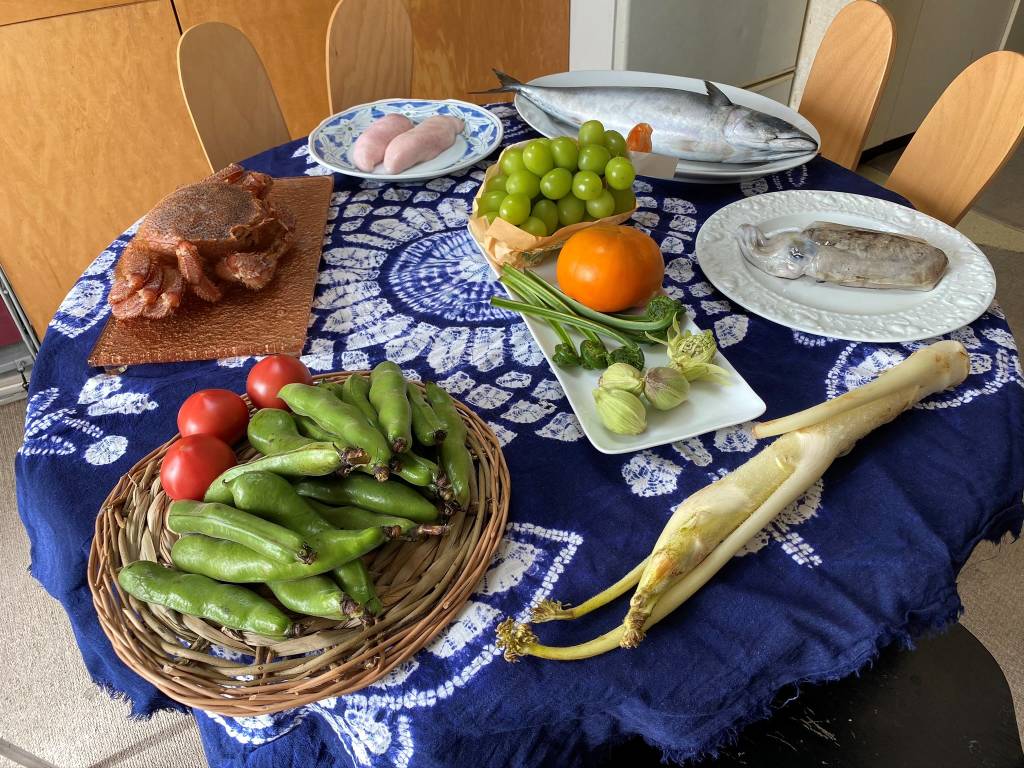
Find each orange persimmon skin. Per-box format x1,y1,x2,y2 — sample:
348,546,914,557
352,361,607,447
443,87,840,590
556,225,665,312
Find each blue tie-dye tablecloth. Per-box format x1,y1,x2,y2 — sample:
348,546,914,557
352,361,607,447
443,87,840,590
15,105,1024,767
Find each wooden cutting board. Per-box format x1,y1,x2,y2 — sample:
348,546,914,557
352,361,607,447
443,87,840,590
89,175,333,368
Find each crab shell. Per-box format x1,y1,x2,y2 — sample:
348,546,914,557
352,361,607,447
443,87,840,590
108,165,295,320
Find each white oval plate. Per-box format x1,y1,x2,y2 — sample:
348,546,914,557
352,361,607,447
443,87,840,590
308,99,503,182
468,230,766,454
696,191,997,342
514,70,819,184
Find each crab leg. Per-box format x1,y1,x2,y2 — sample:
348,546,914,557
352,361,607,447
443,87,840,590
174,240,222,302
142,267,184,319
108,243,156,302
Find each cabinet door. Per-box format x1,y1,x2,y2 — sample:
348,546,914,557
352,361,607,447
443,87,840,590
175,0,570,135
0,1,210,337
407,0,569,102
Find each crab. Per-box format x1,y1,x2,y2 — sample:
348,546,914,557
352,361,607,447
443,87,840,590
108,164,295,319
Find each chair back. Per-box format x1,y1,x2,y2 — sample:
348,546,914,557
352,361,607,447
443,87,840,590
885,50,1024,226
177,22,290,171
326,0,413,114
799,0,896,169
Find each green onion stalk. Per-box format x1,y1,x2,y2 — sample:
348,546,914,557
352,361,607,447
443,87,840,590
490,297,646,370
506,266,683,335
500,269,609,369
496,340,971,661
500,272,583,368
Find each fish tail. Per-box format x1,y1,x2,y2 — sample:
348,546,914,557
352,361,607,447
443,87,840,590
469,69,523,95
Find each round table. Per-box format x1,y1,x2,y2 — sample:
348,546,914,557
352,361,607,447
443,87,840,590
15,105,1024,768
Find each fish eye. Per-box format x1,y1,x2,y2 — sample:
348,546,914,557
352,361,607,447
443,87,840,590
789,247,803,260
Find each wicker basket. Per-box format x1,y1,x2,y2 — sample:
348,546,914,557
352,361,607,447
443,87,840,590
88,372,510,716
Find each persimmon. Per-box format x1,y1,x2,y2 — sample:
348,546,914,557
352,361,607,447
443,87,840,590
556,225,664,312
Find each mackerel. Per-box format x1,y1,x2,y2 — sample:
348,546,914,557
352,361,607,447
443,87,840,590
477,70,818,164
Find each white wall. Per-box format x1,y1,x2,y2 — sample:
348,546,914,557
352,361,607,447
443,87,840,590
789,0,857,108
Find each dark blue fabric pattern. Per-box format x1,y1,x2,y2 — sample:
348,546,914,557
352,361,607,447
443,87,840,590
14,104,1024,767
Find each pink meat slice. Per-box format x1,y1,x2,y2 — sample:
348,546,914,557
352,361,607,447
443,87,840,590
382,116,465,175
352,114,414,172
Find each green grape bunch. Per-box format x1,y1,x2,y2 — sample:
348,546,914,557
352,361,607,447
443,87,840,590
479,119,637,236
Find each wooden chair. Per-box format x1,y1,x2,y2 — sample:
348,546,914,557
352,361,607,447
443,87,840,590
326,0,413,114
798,0,896,170
885,50,1024,226
177,22,291,172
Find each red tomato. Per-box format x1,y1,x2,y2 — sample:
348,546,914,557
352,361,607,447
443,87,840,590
177,389,250,444
246,355,313,410
160,434,237,501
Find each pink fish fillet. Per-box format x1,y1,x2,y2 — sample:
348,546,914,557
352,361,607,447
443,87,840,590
382,116,465,174
352,114,414,172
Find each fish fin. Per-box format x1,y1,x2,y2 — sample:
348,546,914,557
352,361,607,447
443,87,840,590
469,69,523,95
704,80,733,107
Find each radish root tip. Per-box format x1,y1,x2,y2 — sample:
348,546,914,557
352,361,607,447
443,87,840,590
531,599,568,623
496,618,537,662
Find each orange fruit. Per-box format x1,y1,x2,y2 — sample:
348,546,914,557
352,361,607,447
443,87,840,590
556,225,664,312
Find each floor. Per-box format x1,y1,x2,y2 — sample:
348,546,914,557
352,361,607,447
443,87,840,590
1,155,1022,768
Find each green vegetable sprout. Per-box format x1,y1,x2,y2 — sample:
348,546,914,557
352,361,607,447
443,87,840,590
491,266,686,372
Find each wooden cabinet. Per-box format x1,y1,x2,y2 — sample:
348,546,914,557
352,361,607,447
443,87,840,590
0,0,210,338
407,0,569,103
175,0,569,136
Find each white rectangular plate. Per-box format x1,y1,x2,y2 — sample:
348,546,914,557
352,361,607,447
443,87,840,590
472,234,767,454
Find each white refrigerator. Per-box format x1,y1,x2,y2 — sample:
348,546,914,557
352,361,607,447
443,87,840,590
569,0,810,105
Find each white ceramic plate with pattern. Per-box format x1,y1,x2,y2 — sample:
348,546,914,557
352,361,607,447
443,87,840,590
696,191,997,342
309,99,503,182
514,70,819,184
469,236,766,454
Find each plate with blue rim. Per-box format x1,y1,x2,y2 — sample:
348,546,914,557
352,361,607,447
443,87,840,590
308,98,504,182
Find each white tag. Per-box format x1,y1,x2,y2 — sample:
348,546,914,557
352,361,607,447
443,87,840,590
628,151,678,180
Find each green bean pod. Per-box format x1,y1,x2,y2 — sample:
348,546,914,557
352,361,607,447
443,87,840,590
230,472,382,615
118,560,292,639
407,383,447,446
267,576,360,621
340,374,380,428
247,409,314,456
167,500,315,564
171,526,398,583
425,382,472,509
236,442,386,617
294,474,440,523
294,414,339,443
230,471,333,536
307,499,449,539
317,380,348,401
204,443,352,504
334,559,383,616
390,450,453,500
369,362,413,453
279,383,392,481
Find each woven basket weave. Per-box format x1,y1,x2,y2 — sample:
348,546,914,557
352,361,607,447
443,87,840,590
88,372,510,716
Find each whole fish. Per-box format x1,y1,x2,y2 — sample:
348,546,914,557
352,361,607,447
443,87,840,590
476,70,818,164
736,222,949,291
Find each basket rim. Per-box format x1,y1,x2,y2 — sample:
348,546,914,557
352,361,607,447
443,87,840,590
87,370,510,716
